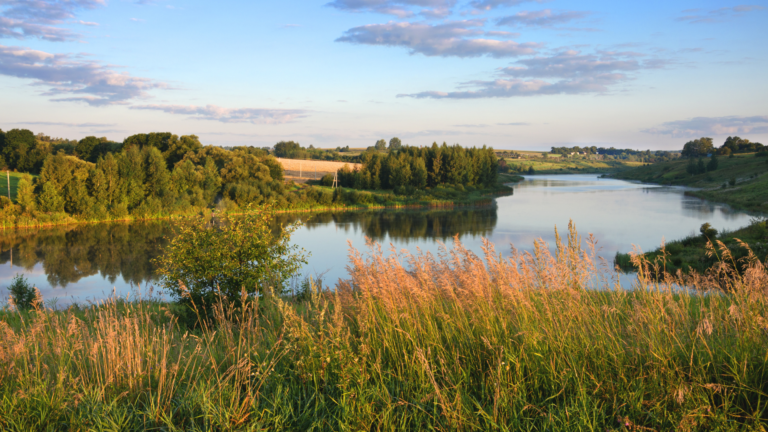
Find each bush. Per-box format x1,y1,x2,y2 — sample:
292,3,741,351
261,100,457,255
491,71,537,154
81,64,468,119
7,274,36,310
321,173,334,187
700,223,718,240
155,204,308,307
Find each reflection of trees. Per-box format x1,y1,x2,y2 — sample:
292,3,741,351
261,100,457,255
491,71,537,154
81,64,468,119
274,206,498,243
0,208,497,289
0,221,174,288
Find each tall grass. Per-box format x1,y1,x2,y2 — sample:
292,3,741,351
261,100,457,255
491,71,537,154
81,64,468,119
1,223,767,431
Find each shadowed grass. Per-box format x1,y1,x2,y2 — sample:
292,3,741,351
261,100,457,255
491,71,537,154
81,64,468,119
1,223,767,431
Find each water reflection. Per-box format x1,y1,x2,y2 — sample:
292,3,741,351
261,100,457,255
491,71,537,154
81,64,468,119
276,207,497,243
0,221,173,289
0,174,760,303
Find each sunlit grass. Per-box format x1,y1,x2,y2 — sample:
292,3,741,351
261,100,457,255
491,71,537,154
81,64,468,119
1,223,767,431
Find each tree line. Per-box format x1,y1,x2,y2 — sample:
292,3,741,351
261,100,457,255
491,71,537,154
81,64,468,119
0,129,336,225
550,146,678,163
682,136,766,158
332,143,498,194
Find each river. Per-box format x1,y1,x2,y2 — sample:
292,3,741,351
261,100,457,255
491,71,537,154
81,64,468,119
0,174,756,305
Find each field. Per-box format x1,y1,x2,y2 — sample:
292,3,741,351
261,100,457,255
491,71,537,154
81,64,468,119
1,227,767,431
0,171,28,202
501,154,645,174
277,158,361,183
612,153,768,213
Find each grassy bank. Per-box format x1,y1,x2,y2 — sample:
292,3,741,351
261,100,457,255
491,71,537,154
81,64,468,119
615,218,768,276
501,154,645,175
612,152,768,213
1,227,767,431
0,171,30,202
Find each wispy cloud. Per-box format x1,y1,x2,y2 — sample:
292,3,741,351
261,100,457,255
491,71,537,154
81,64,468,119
399,50,665,98
470,0,544,11
78,20,98,26
498,122,530,125
336,20,540,58
0,0,104,42
17,121,116,127
0,44,167,106
497,9,590,28
130,104,310,125
644,116,768,137
677,5,765,24
326,0,455,18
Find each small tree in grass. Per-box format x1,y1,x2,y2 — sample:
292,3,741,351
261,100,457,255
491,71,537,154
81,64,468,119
7,274,36,310
700,223,718,241
155,203,308,307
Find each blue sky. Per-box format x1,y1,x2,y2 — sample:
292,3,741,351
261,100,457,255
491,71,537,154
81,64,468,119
1,0,766,150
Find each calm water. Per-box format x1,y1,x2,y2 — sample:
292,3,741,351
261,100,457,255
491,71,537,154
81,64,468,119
0,174,757,304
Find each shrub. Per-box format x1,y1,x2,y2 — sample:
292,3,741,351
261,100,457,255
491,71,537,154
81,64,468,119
729,177,736,187
154,204,308,307
7,274,36,310
321,173,334,186
700,223,718,240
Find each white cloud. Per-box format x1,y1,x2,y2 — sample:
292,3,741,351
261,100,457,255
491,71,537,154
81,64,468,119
470,0,544,11
130,104,310,125
78,20,98,26
0,0,104,42
326,0,455,18
336,20,540,58
644,116,768,137
0,44,167,106
497,9,590,27
399,50,666,98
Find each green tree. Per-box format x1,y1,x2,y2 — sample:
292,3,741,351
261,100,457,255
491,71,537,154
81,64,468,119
75,136,100,161
273,141,302,158
700,223,718,240
375,139,387,151
154,204,308,306
707,154,719,172
2,129,38,172
16,174,36,213
7,274,36,310
389,137,402,151
411,157,428,189
681,137,714,158
38,182,65,213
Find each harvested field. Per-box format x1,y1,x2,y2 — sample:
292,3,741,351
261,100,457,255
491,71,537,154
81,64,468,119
277,158,361,183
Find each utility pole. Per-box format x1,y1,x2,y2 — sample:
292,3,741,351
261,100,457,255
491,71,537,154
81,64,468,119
332,171,338,189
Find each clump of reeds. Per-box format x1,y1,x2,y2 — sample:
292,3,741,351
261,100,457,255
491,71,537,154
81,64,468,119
1,222,767,431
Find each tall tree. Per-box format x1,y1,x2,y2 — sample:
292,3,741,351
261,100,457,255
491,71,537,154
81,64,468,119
389,137,402,151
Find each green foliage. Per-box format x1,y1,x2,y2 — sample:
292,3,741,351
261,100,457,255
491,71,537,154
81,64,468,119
707,154,719,171
75,136,100,161
374,139,386,150
7,274,35,309
700,222,718,240
320,173,334,186
682,137,714,158
342,143,498,192
16,174,35,213
388,136,402,151
155,204,307,307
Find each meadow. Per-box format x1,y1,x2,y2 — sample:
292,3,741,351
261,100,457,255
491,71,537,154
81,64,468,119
1,225,767,431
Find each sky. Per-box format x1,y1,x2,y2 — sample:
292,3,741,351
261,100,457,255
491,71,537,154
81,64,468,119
0,0,767,150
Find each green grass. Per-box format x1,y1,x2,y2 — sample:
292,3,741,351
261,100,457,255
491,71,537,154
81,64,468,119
0,171,30,202
612,153,768,213
616,218,768,276
1,228,767,430
503,156,645,175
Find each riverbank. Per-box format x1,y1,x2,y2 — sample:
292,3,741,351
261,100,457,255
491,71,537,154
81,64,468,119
1,232,766,431
0,177,520,230
615,218,768,275
501,155,645,175
611,152,768,213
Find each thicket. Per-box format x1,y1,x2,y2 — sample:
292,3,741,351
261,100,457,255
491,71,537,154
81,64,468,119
336,143,498,194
